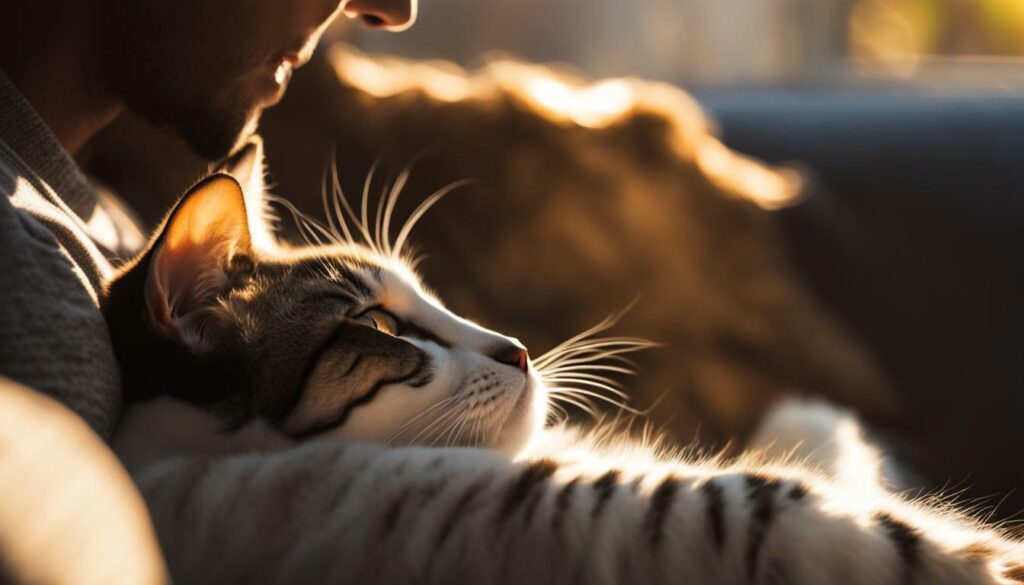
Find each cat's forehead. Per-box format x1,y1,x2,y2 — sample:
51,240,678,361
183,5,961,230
255,244,430,303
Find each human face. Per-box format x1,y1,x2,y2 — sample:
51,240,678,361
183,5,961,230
100,0,416,160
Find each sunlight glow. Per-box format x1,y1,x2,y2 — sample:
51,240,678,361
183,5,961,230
523,77,636,129
0,381,167,585
694,139,804,210
331,46,803,210
331,49,471,102
849,0,922,76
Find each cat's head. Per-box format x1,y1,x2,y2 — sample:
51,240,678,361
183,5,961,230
105,173,545,456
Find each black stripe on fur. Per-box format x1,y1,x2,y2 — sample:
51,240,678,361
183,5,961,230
552,477,580,532
437,479,490,547
875,512,921,584
745,474,783,579
287,350,429,439
787,482,808,502
645,476,680,547
500,459,558,522
591,470,621,519
701,480,727,552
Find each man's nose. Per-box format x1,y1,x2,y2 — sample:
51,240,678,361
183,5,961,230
343,0,418,31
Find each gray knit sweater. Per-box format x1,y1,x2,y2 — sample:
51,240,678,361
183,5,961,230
0,70,143,438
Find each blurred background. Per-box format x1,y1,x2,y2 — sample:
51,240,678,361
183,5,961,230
90,0,1024,524
345,0,1024,90
336,0,1024,521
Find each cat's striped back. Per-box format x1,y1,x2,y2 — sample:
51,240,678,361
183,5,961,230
135,428,1023,585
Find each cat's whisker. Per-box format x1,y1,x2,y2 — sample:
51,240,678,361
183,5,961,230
391,179,471,261
542,356,642,369
446,410,472,448
385,396,459,445
532,302,645,368
269,195,338,247
548,383,634,405
447,411,473,447
355,158,379,252
380,157,419,257
544,399,570,426
436,408,463,448
539,363,637,377
473,416,485,447
450,408,476,447
546,391,600,418
313,153,469,263
543,342,650,360
466,416,478,447
548,337,655,351
532,312,657,420
542,315,620,350
542,371,625,388
373,178,390,256
320,152,345,245
406,252,428,273
326,151,356,245
425,407,465,448
335,157,365,246
546,387,632,411
536,352,639,373
543,368,628,383
408,403,464,446
537,339,656,364
550,345,656,362
266,195,313,246
406,412,454,447
392,398,461,445
532,311,632,367
541,376,630,399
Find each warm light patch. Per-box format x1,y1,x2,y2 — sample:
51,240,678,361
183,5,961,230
695,139,804,210
331,45,803,210
330,48,471,102
0,380,168,585
849,0,922,76
522,77,635,129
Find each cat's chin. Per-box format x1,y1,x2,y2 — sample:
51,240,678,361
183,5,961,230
486,375,546,458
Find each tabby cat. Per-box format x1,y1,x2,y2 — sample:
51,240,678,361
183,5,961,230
107,173,1023,584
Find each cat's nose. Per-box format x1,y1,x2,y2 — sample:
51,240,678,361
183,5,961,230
489,342,529,373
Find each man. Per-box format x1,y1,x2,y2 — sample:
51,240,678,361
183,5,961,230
0,1,413,581
0,0,415,437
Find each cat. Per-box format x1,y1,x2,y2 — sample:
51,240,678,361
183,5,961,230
108,170,549,468
106,173,1024,584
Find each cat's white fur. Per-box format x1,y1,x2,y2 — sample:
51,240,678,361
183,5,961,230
126,420,1023,585
749,399,906,492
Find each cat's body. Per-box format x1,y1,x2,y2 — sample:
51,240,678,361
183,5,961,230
125,419,1023,585
108,173,1024,584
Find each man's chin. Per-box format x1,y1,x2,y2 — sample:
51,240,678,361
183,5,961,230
171,110,261,162
132,91,263,162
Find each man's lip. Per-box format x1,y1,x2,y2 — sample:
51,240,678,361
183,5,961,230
273,52,304,68
273,34,317,69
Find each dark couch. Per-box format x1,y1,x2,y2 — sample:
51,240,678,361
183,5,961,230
704,92,1024,518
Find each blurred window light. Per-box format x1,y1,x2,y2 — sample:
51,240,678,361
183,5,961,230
340,0,1024,91
849,0,1024,89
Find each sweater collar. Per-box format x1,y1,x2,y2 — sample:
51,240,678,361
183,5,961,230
0,69,99,221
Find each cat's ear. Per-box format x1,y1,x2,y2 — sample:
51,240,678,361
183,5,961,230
215,136,265,198
213,136,278,251
145,173,252,343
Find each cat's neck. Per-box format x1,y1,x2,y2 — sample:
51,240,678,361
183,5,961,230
113,398,294,472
